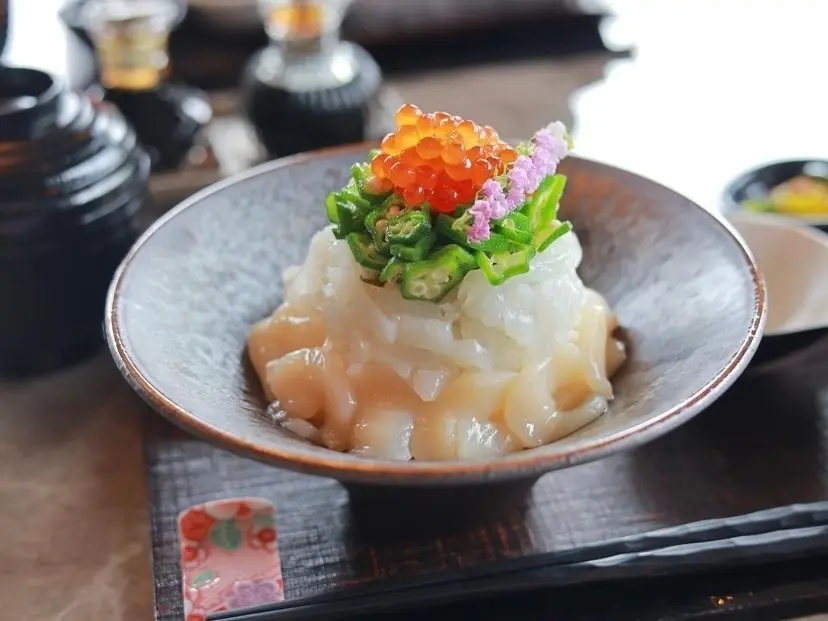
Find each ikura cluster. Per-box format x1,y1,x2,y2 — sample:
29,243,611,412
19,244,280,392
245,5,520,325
370,104,518,214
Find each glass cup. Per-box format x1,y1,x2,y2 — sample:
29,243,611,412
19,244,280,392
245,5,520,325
82,0,180,91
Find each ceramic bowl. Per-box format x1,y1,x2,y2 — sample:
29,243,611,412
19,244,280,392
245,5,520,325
722,158,828,231
729,213,828,368
105,145,765,520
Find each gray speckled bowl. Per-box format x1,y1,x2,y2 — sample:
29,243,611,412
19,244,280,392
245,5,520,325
104,144,765,502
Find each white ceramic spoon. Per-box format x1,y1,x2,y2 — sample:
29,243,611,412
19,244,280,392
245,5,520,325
728,212,828,366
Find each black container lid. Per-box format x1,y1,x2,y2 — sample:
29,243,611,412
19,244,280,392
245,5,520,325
0,65,62,140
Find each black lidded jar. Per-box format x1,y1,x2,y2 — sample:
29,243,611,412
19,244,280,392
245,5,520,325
242,0,384,158
0,65,150,378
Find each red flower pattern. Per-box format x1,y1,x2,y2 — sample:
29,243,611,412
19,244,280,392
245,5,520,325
256,528,276,545
181,544,199,562
180,509,215,542
179,499,283,615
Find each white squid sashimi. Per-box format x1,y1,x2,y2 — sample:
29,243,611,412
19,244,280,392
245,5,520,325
458,317,523,372
530,274,586,348
347,338,457,401
366,284,492,371
265,348,356,450
351,408,415,461
521,230,582,282
503,357,605,448
284,227,337,310
410,372,517,460
455,417,519,460
548,342,594,411
458,272,537,347
404,331,491,371
349,364,420,459
322,242,398,345
408,415,457,461
577,291,614,398
248,304,326,398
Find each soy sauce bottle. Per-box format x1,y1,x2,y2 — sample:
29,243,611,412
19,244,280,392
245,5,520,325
242,0,388,158
81,0,212,173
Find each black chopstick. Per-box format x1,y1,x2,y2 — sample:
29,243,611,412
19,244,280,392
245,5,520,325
213,523,828,621
208,501,828,621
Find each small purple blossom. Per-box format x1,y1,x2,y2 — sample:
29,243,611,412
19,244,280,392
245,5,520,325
541,121,570,159
481,179,509,219
533,131,556,154
509,163,529,189
511,155,543,195
471,198,491,217
467,194,494,243
226,579,283,610
506,186,524,207
464,121,571,242
467,216,491,243
531,148,552,176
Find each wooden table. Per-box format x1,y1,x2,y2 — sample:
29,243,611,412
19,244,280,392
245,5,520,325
3,1,828,619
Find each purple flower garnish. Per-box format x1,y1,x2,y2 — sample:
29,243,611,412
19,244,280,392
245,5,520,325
467,216,491,243
464,122,570,242
468,180,510,242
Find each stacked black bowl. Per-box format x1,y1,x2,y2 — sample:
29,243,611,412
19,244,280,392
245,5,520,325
0,65,150,378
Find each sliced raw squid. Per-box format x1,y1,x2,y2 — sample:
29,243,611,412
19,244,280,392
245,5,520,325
410,372,517,460
248,304,326,398
265,348,356,450
248,224,625,461
502,356,607,449
349,365,419,460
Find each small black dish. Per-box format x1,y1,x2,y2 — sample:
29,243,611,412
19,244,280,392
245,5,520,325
722,158,828,231
750,326,828,369
0,65,150,378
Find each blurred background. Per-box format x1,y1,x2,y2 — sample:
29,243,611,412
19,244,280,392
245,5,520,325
4,0,823,215
1,0,619,210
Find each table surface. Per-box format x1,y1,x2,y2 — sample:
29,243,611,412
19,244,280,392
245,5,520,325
3,0,828,619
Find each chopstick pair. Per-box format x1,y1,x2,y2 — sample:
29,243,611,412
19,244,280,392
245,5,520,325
208,501,828,621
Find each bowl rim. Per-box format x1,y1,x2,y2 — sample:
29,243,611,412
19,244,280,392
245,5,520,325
721,157,828,226
105,143,767,485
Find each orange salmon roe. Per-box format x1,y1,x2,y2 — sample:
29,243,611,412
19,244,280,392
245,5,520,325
374,104,516,213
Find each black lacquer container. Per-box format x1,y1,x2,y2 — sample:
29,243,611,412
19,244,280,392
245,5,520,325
0,66,150,378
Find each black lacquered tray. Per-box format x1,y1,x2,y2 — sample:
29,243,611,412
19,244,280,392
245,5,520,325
145,339,828,620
